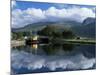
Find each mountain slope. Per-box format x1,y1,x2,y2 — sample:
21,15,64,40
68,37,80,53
12,21,81,32
71,17,96,38
12,17,96,38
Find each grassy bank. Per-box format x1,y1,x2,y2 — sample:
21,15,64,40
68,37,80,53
51,38,96,44
63,39,95,44
11,38,96,48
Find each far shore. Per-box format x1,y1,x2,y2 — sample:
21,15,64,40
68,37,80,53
11,38,96,47
61,39,96,44
51,38,96,44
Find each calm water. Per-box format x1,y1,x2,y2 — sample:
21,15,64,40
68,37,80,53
11,43,96,74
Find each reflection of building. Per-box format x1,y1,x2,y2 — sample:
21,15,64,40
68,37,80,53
31,44,38,54
32,44,38,49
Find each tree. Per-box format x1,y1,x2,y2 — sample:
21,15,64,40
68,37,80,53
11,32,24,40
62,30,75,39
52,31,62,38
37,25,56,37
37,25,76,39
11,32,17,40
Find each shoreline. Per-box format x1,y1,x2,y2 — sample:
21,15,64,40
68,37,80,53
63,39,96,44
11,40,25,47
11,39,96,48
51,39,96,44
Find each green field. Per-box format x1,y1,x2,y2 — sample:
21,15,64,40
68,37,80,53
51,38,96,44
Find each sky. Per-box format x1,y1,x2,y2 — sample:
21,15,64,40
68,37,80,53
11,0,96,28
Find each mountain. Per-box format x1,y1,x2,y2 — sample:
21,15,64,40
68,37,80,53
71,17,96,38
12,17,96,38
12,21,81,32
82,17,96,26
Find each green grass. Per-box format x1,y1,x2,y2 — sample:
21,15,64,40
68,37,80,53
61,39,96,44
51,38,96,44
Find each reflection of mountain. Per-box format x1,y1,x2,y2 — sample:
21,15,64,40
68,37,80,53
12,44,96,58
12,17,96,38
41,44,75,55
13,45,38,54
12,44,75,55
11,43,96,74
11,50,95,74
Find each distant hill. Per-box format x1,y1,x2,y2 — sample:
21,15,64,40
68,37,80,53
82,17,96,26
71,17,96,38
12,17,96,38
12,21,81,32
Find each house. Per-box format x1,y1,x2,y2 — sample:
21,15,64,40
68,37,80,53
25,35,49,45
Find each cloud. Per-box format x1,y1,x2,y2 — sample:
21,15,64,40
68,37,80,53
12,6,95,28
11,50,95,72
12,8,46,28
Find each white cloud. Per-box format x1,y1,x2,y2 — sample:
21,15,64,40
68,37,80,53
11,50,95,72
12,6,95,28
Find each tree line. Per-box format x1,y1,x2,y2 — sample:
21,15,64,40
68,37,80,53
12,25,76,40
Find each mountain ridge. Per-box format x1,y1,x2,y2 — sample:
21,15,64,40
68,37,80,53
12,17,96,38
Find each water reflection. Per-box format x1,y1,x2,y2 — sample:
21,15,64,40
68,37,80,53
11,43,96,74
40,44,75,55
12,43,76,55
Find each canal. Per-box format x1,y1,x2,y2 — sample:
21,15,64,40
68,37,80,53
11,43,96,74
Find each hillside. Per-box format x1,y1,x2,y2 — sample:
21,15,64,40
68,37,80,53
12,17,96,38
12,21,81,32
71,17,96,38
